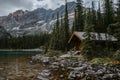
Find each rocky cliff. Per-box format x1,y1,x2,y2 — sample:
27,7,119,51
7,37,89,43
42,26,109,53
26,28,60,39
0,2,76,37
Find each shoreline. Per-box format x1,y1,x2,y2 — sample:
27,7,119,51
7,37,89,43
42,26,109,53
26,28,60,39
0,49,43,52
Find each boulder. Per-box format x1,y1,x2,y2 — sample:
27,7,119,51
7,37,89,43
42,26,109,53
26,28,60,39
37,70,51,80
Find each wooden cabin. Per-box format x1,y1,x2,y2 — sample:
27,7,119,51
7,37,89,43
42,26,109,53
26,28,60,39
68,32,118,50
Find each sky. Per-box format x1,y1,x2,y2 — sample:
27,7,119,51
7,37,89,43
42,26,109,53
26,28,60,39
0,0,74,16
0,0,115,16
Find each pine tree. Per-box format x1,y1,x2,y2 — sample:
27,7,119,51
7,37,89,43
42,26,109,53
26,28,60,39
56,12,60,49
103,0,115,54
72,21,75,33
75,0,84,31
96,1,104,33
96,0,105,41
82,9,95,59
106,25,113,54
117,0,120,22
106,0,120,50
91,1,97,30
50,24,56,49
50,12,60,50
112,0,120,41
104,0,114,32
59,15,65,50
64,0,69,51
74,8,77,31
56,12,60,41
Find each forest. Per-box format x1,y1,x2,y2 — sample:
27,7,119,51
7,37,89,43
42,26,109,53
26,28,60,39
49,0,120,59
0,34,50,49
0,0,120,59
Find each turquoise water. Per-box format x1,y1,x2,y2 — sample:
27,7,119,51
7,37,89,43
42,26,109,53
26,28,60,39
0,50,42,78
0,50,41,66
0,50,41,55
0,50,41,63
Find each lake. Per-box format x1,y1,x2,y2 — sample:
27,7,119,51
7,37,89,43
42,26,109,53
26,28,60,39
0,49,42,63
0,50,43,79
0,49,42,55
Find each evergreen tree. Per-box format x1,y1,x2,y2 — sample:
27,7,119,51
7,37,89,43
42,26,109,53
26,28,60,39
112,0,120,41
91,1,97,31
75,0,84,31
117,0,120,22
106,25,113,55
104,0,114,32
72,21,75,33
96,1,106,42
56,12,60,46
59,15,65,50
0,34,50,49
50,24,56,49
64,0,69,51
96,1,104,33
50,12,60,50
73,8,77,31
82,9,95,59
103,0,115,54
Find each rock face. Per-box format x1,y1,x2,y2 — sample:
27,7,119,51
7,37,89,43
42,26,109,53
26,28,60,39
32,55,120,80
0,2,76,37
0,25,11,38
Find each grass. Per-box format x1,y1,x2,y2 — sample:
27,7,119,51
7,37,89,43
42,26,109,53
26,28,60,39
43,50,64,57
41,49,120,65
90,57,120,65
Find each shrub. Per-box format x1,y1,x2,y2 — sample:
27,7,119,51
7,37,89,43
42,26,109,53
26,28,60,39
114,50,120,61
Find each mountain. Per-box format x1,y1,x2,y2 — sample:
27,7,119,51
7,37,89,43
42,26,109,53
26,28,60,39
0,25,11,38
0,1,76,37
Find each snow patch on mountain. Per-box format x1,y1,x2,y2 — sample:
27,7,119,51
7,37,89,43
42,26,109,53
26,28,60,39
0,1,76,36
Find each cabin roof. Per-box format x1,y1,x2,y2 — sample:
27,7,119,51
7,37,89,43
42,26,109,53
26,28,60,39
68,31,118,43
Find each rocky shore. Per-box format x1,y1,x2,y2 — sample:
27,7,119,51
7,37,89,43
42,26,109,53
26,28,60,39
0,54,120,80
31,54,120,80
0,55,43,80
